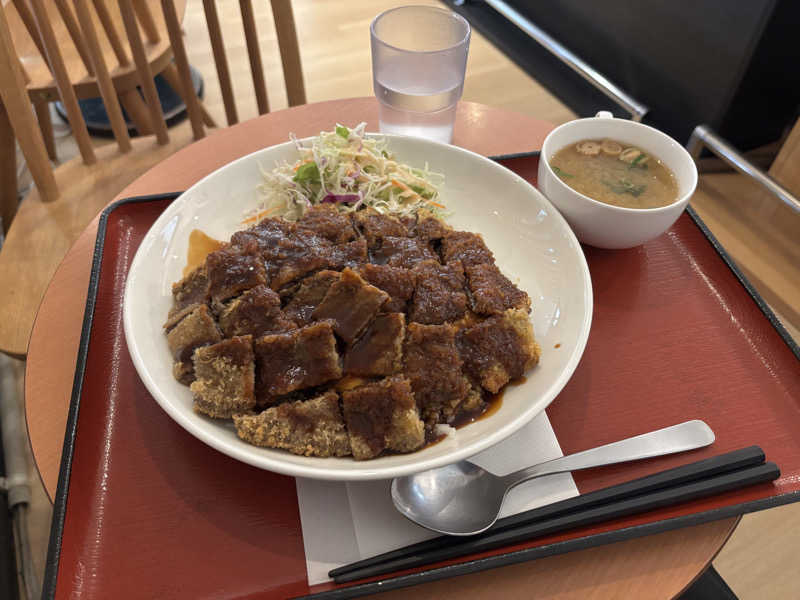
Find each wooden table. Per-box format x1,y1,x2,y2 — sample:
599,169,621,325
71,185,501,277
24,97,737,599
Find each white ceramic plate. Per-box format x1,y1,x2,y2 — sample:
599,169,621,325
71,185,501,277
123,134,592,481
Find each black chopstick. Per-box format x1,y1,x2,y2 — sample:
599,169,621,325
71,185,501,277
330,446,764,578
330,447,773,582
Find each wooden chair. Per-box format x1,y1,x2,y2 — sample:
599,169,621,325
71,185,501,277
0,0,196,358
689,119,800,337
4,0,191,161
161,0,306,136
0,0,307,358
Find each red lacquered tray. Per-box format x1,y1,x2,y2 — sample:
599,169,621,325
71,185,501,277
43,154,800,599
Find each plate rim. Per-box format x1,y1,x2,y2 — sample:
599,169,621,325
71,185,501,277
122,134,593,480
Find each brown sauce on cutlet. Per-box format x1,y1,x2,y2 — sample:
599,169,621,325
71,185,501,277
451,376,527,429
282,404,316,434
184,229,223,276
169,210,538,461
554,343,561,348
423,430,447,448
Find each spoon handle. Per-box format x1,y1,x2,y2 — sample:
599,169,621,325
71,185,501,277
502,420,715,488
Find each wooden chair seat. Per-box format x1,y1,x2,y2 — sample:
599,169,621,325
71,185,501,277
6,0,184,102
0,0,306,358
0,122,198,358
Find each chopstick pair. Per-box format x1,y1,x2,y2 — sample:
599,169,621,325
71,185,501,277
329,446,778,583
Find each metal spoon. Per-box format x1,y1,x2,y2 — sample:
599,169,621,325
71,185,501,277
391,420,714,536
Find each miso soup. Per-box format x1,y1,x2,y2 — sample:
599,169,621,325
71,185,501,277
549,139,679,209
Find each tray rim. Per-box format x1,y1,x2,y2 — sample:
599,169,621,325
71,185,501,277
42,155,800,599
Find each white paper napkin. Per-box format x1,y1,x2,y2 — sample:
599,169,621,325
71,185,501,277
296,411,578,586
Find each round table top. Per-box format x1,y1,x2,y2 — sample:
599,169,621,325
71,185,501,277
24,97,737,599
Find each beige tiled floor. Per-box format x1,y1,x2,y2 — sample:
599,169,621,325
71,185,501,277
12,1,799,598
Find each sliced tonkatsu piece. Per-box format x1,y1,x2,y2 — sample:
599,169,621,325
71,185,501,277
312,268,389,343
232,218,328,289
399,214,418,234
414,209,451,241
254,321,342,402
409,260,467,325
464,262,531,315
440,230,495,268
233,390,351,457
283,270,342,325
230,217,294,253
327,238,368,271
356,263,416,313
296,204,358,244
190,335,255,418
353,208,410,248
372,236,438,269
165,266,210,329
264,228,332,291
218,285,296,338
344,313,405,376
403,322,470,426
166,304,222,384
267,242,329,290
206,244,268,309
457,308,540,393
341,376,425,460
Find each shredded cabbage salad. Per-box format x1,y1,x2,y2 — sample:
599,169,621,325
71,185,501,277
252,123,445,222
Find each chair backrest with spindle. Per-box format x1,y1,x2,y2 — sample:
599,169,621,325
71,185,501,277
160,0,307,140
5,1,178,156
0,0,171,219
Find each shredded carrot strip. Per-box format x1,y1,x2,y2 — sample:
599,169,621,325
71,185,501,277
241,206,278,225
392,178,443,209
292,159,313,172
390,178,408,190
391,178,423,200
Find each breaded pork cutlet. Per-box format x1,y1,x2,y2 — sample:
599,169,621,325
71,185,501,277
440,230,494,268
344,313,405,377
403,322,471,426
372,236,438,269
233,390,351,457
464,262,530,315
341,376,424,460
165,265,210,328
190,335,255,418
353,208,410,248
230,216,294,253
166,304,222,384
409,260,467,325
312,268,388,343
205,244,268,311
254,321,341,402
296,205,358,244
356,263,416,313
413,209,451,241
166,205,541,460
219,285,296,338
264,232,331,291
457,308,540,393
283,270,342,325
327,238,368,271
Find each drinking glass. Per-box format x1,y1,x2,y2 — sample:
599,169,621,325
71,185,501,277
370,5,471,144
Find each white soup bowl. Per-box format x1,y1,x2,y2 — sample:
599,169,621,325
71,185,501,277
538,112,698,249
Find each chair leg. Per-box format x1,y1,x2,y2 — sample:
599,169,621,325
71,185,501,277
160,63,216,128
0,6,58,203
118,89,153,135
0,104,18,234
32,99,56,161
